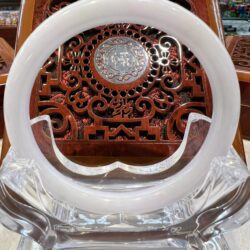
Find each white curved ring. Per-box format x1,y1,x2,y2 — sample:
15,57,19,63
4,0,240,215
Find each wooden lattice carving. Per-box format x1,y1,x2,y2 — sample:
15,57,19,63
30,0,213,161
231,37,250,71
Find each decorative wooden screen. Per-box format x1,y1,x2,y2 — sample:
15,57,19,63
28,0,220,162
227,37,250,72
227,36,250,141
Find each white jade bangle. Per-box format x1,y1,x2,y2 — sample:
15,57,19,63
4,0,240,215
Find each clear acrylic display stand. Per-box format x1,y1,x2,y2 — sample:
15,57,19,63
0,0,249,249
0,114,249,249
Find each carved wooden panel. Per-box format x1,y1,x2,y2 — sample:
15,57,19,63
227,36,250,140
29,0,214,161
32,0,217,31
228,37,250,72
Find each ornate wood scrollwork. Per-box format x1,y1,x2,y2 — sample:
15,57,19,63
231,37,250,70
30,0,212,161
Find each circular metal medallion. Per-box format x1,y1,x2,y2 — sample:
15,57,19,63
94,37,149,84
